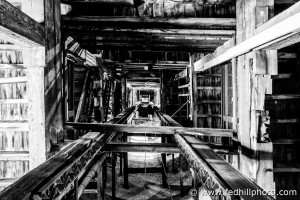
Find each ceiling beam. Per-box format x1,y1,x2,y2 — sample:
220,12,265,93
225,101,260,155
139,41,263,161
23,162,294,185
64,27,236,37
62,0,134,6
83,43,215,52
62,16,236,29
0,0,45,46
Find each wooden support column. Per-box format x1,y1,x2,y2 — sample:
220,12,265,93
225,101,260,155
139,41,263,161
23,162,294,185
235,0,275,193
189,54,198,127
161,135,167,188
123,133,129,189
97,161,105,200
112,153,116,200
24,47,46,169
121,77,127,112
190,168,199,200
179,154,184,197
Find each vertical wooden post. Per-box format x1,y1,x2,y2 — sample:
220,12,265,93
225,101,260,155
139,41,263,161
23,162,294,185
103,159,107,197
190,168,199,200
121,77,127,111
24,47,46,170
123,133,129,189
161,135,167,188
189,54,198,127
119,153,123,175
97,164,103,200
74,178,79,200
112,153,116,200
172,154,175,173
179,154,184,196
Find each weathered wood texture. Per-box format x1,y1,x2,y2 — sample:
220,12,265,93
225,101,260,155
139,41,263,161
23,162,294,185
0,106,136,199
0,38,29,186
64,0,235,18
102,142,181,153
44,0,64,155
0,0,45,46
155,108,274,200
63,16,236,29
64,122,235,137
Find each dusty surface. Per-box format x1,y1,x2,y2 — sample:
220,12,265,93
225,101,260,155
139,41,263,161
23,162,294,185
81,152,195,200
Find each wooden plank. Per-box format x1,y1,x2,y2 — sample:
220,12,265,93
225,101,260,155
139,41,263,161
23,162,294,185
0,153,29,161
271,73,293,79
194,37,235,71
271,119,300,123
0,121,29,129
272,139,300,144
102,142,180,153
278,52,297,59
0,77,27,84
75,70,90,123
63,16,236,28
62,0,134,6
65,27,235,37
265,94,300,100
65,122,235,137
0,99,28,103
0,44,22,50
0,64,24,69
273,164,300,173
0,0,45,46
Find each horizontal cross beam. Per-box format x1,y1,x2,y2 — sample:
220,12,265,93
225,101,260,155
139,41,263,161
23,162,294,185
63,16,236,29
102,142,181,153
64,122,235,137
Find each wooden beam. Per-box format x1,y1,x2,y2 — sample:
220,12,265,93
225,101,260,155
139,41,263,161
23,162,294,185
102,142,181,153
204,2,300,69
194,37,235,71
83,43,216,52
62,0,134,6
64,122,235,137
64,27,235,37
0,0,45,46
63,16,236,29
155,109,275,200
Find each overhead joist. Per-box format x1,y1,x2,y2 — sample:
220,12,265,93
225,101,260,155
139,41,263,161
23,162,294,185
63,16,236,29
64,26,235,37
0,0,45,46
83,43,216,52
64,122,235,137
203,2,300,69
62,0,134,6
